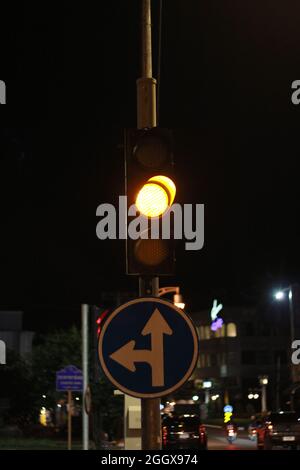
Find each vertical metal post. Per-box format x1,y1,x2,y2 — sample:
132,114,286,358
261,385,267,413
139,276,161,450
137,0,157,130
82,304,89,450
289,286,296,408
276,354,281,411
137,0,161,450
289,286,295,346
68,390,72,450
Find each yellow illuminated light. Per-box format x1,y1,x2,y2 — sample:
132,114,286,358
224,411,232,423
136,175,176,218
148,176,176,206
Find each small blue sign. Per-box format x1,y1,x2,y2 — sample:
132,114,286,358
56,365,83,392
98,298,199,399
224,405,233,413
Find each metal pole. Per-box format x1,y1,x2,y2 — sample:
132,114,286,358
261,385,267,413
289,286,296,408
140,277,161,450
276,355,281,411
289,286,295,346
137,0,161,450
141,0,152,78
68,390,72,450
82,304,89,450
137,0,157,130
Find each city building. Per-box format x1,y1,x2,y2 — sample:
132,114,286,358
190,302,295,414
0,311,34,358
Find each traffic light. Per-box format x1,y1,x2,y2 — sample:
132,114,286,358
125,127,175,275
90,306,109,382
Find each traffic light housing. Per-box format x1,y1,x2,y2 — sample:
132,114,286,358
125,128,175,275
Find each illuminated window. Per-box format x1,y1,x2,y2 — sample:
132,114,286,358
198,353,206,368
204,326,211,340
215,323,226,338
227,322,237,337
200,326,205,339
206,354,211,367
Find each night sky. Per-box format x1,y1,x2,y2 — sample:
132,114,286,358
1,1,300,331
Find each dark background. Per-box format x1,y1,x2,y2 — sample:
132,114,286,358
0,0,300,330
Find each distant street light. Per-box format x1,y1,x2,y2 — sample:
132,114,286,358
259,375,269,413
211,394,219,401
202,380,212,404
192,395,199,402
275,291,285,300
274,286,295,344
274,285,296,410
248,393,254,400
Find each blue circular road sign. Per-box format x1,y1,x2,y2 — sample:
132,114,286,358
98,297,199,398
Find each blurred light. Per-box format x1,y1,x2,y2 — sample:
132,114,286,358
211,394,219,401
39,407,47,426
75,397,80,401
279,411,284,414
275,291,284,300
224,411,232,423
160,404,164,411
253,394,259,399
174,293,185,310
248,393,254,399
192,395,199,401
57,404,62,408
203,381,212,389
96,309,109,337
259,375,269,386
170,401,176,406
136,175,176,218
289,289,293,300
211,317,223,331
175,303,185,309
42,395,46,399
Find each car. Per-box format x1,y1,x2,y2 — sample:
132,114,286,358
256,411,300,450
162,413,207,450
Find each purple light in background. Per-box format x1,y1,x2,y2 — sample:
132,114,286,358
211,317,223,331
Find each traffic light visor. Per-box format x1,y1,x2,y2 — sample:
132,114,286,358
135,175,176,217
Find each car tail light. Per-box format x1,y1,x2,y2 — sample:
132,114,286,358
162,426,168,446
199,425,206,442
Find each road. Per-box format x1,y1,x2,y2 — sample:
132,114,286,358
206,426,256,450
